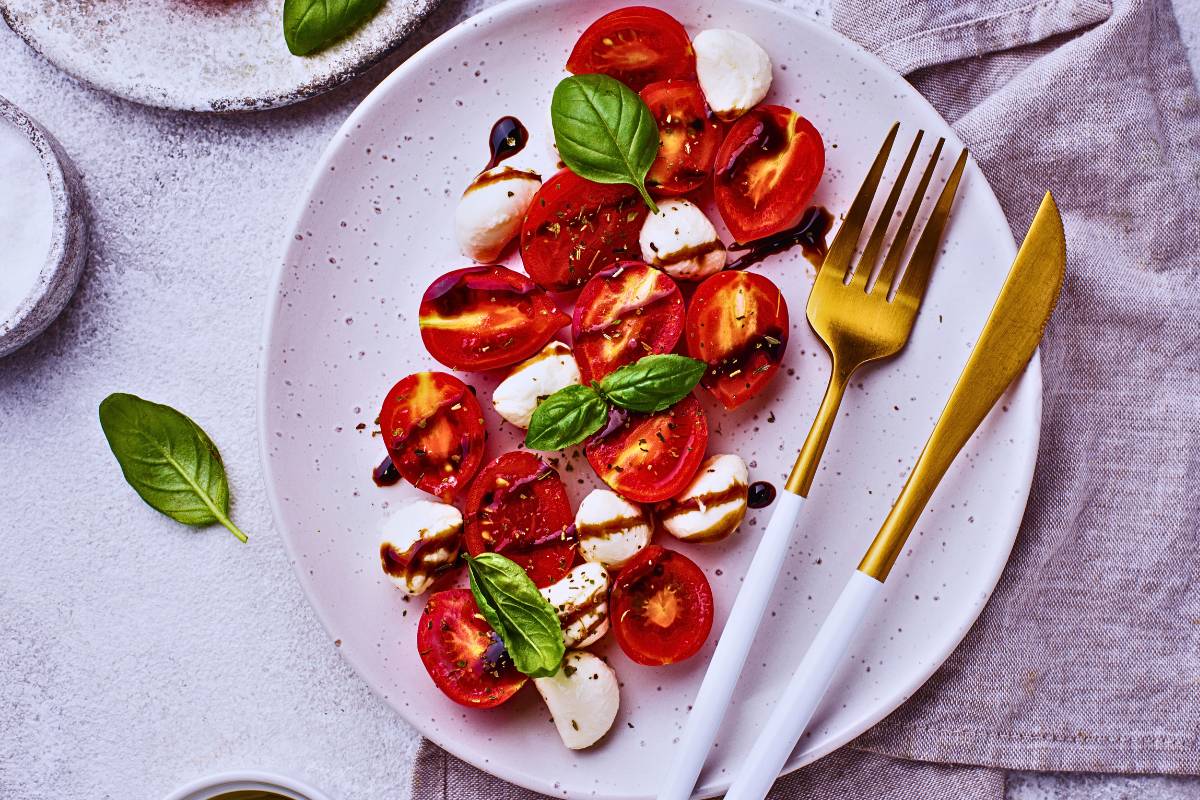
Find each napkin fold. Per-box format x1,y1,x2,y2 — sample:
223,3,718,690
412,0,1200,794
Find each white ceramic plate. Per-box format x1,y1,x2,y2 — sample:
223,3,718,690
0,0,441,112
260,1,1039,797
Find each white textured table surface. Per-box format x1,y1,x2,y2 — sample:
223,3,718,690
2,2,1198,799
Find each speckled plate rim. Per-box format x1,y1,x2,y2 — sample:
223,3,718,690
789,353,1040,771
0,0,442,112
256,0,1042,795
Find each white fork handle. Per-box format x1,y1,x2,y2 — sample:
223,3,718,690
724,570,883,800
657,491,805,800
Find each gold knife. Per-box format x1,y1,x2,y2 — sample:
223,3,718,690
859,191,1066,579
724,192,1067,800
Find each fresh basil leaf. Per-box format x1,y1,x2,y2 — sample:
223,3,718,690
551,74,660,213
98,393,248,543
467,553,565,678
525,384,609,451
598,354,707,413
283,0,385,56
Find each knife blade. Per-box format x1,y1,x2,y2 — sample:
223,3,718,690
858,191,1066,580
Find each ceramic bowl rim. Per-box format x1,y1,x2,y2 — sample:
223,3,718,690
0,95,86,355
161,769,335,800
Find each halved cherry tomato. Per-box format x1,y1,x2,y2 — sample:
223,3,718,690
520,169,648,292
417,588,527,708
585,395,708,503
714,105,825,243
572,262,685,383
610,545,713,666
465,451,575,587
380,372,486,501
566,7,695,91
686,270,789,410
640,80,722,196
419,265,569,372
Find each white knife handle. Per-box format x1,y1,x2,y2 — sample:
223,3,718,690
657,491,806,800
724,570,883,800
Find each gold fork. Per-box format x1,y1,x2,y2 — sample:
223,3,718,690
658,123,967,800
787,123,967,494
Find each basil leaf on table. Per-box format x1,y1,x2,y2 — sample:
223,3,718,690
598,354,706,413
283,0,386,56
98,393,248,543
467,553,565,678
551,74,660,213
525,384,609,452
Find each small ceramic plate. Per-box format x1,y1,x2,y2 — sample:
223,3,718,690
259,1,1040,797
0,0,442,112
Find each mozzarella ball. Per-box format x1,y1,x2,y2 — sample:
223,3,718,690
540,562,610,648
660,454,749,543
534,651,620,750
575,489,652,569
379,500,462,594
454,166,541,262
492,341,581,428
693,29,772,122
639,199,727,281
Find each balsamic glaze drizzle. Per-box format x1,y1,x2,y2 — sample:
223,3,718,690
483,116,529,171
372,455,401,487
747,481,777,509
727,206,833,271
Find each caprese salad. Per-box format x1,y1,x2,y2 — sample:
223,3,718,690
375,6,827,751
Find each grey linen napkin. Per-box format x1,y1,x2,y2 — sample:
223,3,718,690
412,0,1200,795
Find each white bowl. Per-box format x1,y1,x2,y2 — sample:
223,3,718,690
162,770,334,800
0,95,88,358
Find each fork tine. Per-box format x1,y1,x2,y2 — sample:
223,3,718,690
870,138,943,298
820,122,899,282
892,149,969,310
850,131,924,292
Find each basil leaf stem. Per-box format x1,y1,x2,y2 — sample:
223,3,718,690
98,393,248,543
467,553,565,678
551,74,660,213
598,354,707,413
525,384,609,451
525,355,706,451
283,0,386,56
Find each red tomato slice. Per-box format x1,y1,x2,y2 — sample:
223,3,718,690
380,372,486,501
610,545,714,666
572,262,685,384
417,588,527,708
714,105,825,243
686,270,789,410
520,169,648,292
566,7,695,91
640,80,723,196
464,451,575,587
585,395,708,503
419,265,569,372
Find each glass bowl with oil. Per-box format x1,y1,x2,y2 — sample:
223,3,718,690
163,771,333,800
